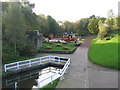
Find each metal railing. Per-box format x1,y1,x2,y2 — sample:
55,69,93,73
6,67,61,86
37,58,70,88
4,55,70,89
4,55,69,72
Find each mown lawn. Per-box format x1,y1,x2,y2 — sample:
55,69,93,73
39,42,76,52
88,35,119,69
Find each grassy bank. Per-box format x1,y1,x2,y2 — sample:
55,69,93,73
88,35,119,69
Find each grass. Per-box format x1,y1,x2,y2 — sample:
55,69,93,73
40,78,60,90
2,55,36,65
88,34,119,69
39,42,76,52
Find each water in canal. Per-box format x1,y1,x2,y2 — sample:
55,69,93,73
2,66,63,89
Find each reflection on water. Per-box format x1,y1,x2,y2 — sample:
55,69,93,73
2,66,62,89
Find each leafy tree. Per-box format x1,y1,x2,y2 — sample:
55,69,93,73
3,2,26,52
113,17,120,30
88,17,99,34
57,21,66,36
107,9,114,19
2,2,9,13
63,21,74,34
21,4,40,30
99,17,106,22
38,14,49,37
98,20,108,40
79,18,89,36
105,9,114,30
74,20,81,35
47,15,58,35
89,15,96,19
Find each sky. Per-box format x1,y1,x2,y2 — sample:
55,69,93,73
2,0,120,22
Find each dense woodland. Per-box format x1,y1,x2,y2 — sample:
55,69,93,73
2,1,120,63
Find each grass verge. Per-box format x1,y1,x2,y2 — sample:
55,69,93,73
40,78,60,90
88,35,119,69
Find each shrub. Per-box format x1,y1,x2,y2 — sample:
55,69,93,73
19,44,35,56
106,37,111,40
98,20,109,40
98,31,107,40
2,44,20,63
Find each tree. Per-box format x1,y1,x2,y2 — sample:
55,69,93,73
2,2,9,13
74,20,81,35
89,15,96,19
98,20,108,40
4,2,26,52
38,14,49,37
113,16,120,30
21,4,40,30
79,18,89,36
105,9,114,30
107,9,114,19
88,17,99,34
47,15,58,35
63,21,74,34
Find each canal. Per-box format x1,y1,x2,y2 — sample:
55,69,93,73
2,65,63,89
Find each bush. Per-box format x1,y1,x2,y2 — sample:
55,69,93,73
106,37,110,40
2,45,20,64
98,31,107,40
19,44,35,56
98,20,109,40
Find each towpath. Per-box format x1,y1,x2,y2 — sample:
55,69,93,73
37,36,118,88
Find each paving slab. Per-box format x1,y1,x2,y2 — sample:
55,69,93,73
88,69,118,88
37,37,118,88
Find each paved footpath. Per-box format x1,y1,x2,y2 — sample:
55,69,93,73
56,38,92,88
56,37,118,88
37,36,118,88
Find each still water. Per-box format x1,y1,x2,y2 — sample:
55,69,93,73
2,66,63,90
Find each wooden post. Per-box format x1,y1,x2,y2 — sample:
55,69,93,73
58,57,60,64
14,82,18,90
4,65,6,72
37,81,41,89
51,76,53,84
17,62,19,69
40,58,41,64
49,56,51,63
29,60,31,67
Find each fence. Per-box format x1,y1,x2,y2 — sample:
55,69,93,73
4,55,69,72
4,55,70,88
6,66,61,86
37,57,70,88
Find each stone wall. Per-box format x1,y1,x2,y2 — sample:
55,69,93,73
26,30,42,51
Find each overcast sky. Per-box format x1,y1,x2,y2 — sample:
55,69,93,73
3,0,119,22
